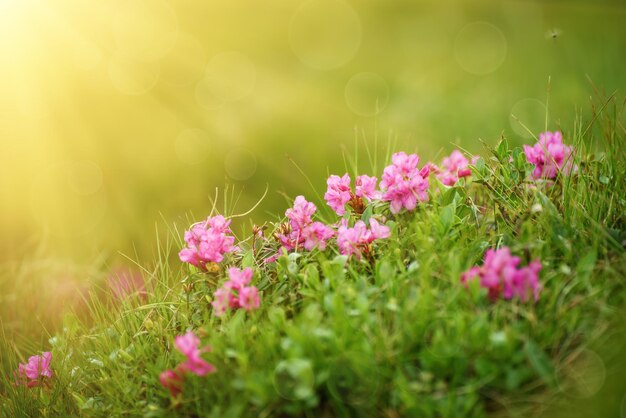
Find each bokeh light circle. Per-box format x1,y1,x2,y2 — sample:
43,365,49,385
112,0,178,62
224,148,257,181
289,0,362,70
66,160,103,196
557,349,606,399
159,33,207,87
454,22,507,75
509,98,547,139
344,72,389,117
175,128,211,165
109,53,160,95
195,52,256,108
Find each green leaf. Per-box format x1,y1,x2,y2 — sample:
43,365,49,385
361,204,373,224
241,250,255,268
524,341,556,387
576,250,597,290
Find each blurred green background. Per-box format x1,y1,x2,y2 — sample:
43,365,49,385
0,0,625,334
1,0,624,263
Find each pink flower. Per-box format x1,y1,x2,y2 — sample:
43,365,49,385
301,222,335,251
336,219,390,259
355,175,380,200
179,215,237,269
238,286,260,311
512,260,542,302
380,152,430,214
226,267,253,291
461,247,542,302
174,331,216,377
212,268,260,316
277,196,334,254
523,131,576,179
211,287,231,316
368,218,391,240
324,174,381,216
174,331,202,358
436,150,474,186
286,196,317,231
160,368,185,397
180,356,216,376
15,352,53,388
324,174,352,216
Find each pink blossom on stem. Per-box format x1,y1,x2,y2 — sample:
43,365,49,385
212,267,260,316
179,215,237,269
211,287,231,316
160,368,185,397
302,222,335,251
324,174,381,216
15,352,53,388
238,286,260,311
276,196,335,255
355,175,380,200
336,219,390,259
286,196,317,231
174,331,216,377
324,174,352,216
523,131,576,179
461,247,542,302
225,267,253,291
380,152,430,214
436,150,474,186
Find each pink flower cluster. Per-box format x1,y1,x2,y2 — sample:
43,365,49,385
212,267,260,316
434,150,477,186
337,218,390,259
279,196,334,252
324,173,380,215
179,215,237,269
523,131,576,179
160,331,216,397
380,152,432,214
461,247,542,302
14,352,53,388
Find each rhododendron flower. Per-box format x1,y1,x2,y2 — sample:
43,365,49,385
461,247,542,302
435,150,476,186
174,331,216,377
160,368,185,397
211,287,231,315
238,286,260,311
15,352,53,388
380,152,431,214
355,175,380,200
161,332,216,396
286,196,316,231
212,267,260,316
277,196,334,253
523,131,576,179
225,266,252,290
302,222,335,251
179,215,237,269
324,173,380,216
324,174,352,215
337,218,390,259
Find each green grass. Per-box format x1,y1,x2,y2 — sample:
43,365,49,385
1,97,625,417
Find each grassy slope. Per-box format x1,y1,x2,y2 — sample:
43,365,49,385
1,99,625,417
